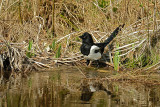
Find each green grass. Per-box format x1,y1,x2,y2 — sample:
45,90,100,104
49,39,56,51
98,0,109,8
60,14,79,31
26,40,34,58
56,44,61,58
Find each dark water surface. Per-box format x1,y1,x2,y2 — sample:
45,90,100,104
0,67,160,107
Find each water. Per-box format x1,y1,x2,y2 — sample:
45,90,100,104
0,66,160,107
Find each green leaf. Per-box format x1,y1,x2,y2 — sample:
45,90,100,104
56,44,61,58
60,14,79,31
28,40,33,51
49,39,56,51
113,7,118,13
26,40,34,58
98,0,109,8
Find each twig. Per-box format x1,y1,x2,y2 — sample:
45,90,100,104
0,55,3,76
0,0,19,18
98,34,108,42
114,41,140,51
35,16,44,53
90,32,98,42
93,1,107,16
63,3,79,24
0,0,4,14
138,42,147,58
155,66,160,70
31,59,52,68
56,32,79,43
118,38,147,57
63,34,71,56
145,61,160,70
123,16,152,33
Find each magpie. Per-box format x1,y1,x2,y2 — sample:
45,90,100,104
79,24,124,66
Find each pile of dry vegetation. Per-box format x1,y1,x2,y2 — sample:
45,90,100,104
0,0,160,80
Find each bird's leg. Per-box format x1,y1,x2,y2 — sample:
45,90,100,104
86,60,92,67
95,60,100,68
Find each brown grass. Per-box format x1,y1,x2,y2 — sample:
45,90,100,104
0,0,157,41
0,0,160,71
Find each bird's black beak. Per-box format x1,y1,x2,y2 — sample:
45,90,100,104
79,35,83,39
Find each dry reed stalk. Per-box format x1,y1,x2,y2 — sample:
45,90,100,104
18,0,22,24
145,61,160,71
33,0,37,17
0,0,4,14
147,0,151,49
35,16,44,53
0,0,19,18
51,0,55,37
110,0,113,23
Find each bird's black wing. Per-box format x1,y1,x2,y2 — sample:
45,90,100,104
94,43,105,54
80,44,91,56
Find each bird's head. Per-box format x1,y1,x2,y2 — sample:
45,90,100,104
79,32,94,44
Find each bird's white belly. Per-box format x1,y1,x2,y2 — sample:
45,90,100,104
84,53,101,60
84,45,102,60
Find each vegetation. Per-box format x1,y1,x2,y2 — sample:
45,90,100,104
113,43,120,71
26,40,34,58
1,1,160,106
0,0,160,79
55,44,61,58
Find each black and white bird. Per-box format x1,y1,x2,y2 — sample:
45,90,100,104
79,24,124,66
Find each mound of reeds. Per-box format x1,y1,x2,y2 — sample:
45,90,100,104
0,0,160,80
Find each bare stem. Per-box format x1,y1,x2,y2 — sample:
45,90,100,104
51,0,55,37
18,0,23,24
0,0,4,14
147,0,150,49
153,0,157,33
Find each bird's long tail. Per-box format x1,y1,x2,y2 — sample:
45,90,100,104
104,24,125,47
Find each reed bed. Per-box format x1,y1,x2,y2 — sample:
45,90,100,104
0,0,160,80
